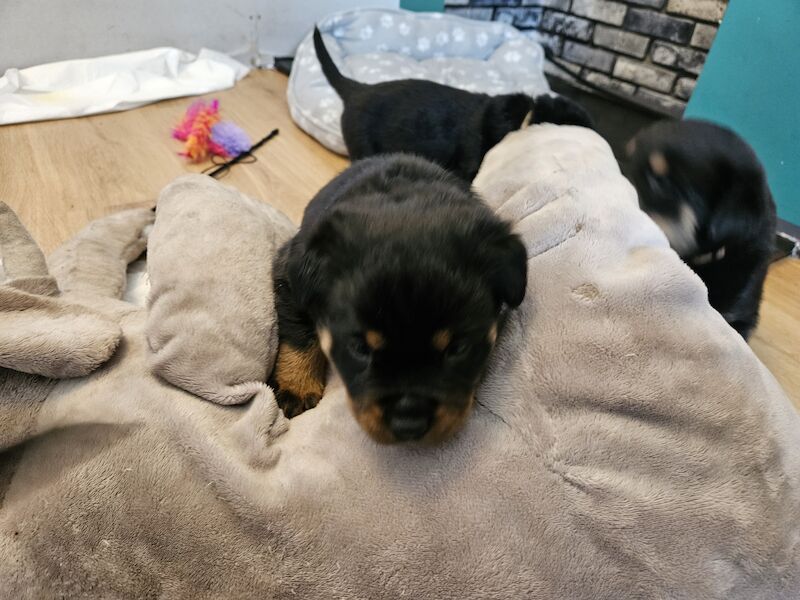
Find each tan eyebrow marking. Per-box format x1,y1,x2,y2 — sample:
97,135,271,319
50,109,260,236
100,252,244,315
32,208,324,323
649,151,669,176
432,329,452,352
365,329,385,350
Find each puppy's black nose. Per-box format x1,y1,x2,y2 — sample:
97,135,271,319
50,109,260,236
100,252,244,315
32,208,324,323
384,395,436,441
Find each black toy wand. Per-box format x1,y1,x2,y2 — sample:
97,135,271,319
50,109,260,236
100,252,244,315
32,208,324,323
203,128,280,179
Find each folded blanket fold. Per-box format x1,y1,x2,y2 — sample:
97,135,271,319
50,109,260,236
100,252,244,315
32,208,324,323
146,174,295,406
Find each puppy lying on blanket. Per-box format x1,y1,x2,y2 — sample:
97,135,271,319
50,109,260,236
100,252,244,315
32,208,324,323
271,153,527,443
626,119,776,339
313,27,593,181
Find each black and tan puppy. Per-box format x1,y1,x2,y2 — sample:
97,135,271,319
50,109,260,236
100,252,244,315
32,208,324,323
626,119,776,339
313,27,593,182
270,154,527,443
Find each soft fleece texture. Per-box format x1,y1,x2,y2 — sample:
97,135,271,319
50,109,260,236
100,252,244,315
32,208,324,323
1,128,799,599
146,175,294,405
0,202,151,378
288,8,550,154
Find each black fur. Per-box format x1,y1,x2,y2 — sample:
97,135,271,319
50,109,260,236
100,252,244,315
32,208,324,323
273,154,527,442
626,119,776,339
313,26,594,181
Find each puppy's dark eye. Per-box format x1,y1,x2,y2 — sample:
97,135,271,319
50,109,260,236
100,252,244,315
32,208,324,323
348,336,372,361
445,339,470,360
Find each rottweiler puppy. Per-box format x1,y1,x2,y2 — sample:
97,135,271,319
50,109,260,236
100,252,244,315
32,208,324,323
626,119,776,339
313,27,594,182
270,154,527,443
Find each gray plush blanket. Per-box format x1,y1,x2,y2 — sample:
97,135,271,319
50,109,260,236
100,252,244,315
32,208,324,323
1,125,799,599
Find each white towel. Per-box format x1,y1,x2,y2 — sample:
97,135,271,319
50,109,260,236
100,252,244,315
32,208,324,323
0,46,250,125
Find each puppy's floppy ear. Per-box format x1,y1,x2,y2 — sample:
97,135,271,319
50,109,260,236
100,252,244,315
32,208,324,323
474,219,528,308
483,94,535,146
288,212,347,312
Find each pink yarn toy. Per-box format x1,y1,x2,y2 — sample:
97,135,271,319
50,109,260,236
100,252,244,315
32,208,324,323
172,99,251,163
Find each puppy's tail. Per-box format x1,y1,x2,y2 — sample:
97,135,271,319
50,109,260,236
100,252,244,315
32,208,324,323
313,26,362,99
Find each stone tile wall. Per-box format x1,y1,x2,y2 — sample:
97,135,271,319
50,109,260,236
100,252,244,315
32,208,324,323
445,0,729,115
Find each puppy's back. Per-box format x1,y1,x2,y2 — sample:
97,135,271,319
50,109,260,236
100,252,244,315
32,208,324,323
299,154,474,234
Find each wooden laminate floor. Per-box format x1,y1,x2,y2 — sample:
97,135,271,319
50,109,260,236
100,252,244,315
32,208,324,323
1,69,797,409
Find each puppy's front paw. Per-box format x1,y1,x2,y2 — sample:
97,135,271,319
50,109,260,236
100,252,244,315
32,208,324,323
271,340,327,419
275,387,322,418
